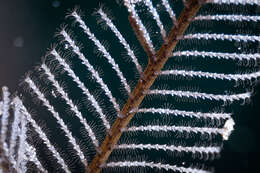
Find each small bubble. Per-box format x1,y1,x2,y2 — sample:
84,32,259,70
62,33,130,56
13,37,24,48
65,44,69,49
52,0,61,8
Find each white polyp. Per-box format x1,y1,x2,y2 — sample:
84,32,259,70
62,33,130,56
161,0,176,22
24,77,87,165
184,33,260,42
58,31,120,114
106,161,211,173
137,108,231,119
222,118,235,140
195,15,260,22
123,1,155,54
127,125,225,136
41,63,92,163
17,98,71,173
1,87,10,156
116,143,221,155
172,51,260,61
24,142,47,173
17,110,28,172
98,9,142,74
50,50,105,148
208,0,259,5
148,89,251,102
70,12,131,94
143,0,167,39
9,97,22,169
160,70,260,81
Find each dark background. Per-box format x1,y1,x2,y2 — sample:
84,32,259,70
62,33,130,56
0,0,259,172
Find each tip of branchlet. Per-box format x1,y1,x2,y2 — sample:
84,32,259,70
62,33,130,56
65,6,82,19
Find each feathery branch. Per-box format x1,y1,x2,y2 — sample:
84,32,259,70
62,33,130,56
88,0,206,172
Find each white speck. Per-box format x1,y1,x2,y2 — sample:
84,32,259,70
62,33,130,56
65,44,69,49
51,90,57,98
238,47,241,50
13,37,24,48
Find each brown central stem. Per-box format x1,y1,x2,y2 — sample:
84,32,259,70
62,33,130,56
88,0,204,172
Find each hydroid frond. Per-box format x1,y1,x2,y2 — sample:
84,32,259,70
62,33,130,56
1,0,259,172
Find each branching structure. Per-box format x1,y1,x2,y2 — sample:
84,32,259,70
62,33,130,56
0,0,259,172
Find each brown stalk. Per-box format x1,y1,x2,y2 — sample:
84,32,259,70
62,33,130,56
128,15,155,59
88,0,205,172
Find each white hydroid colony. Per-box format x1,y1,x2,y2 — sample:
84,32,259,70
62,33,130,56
0,0,259,172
